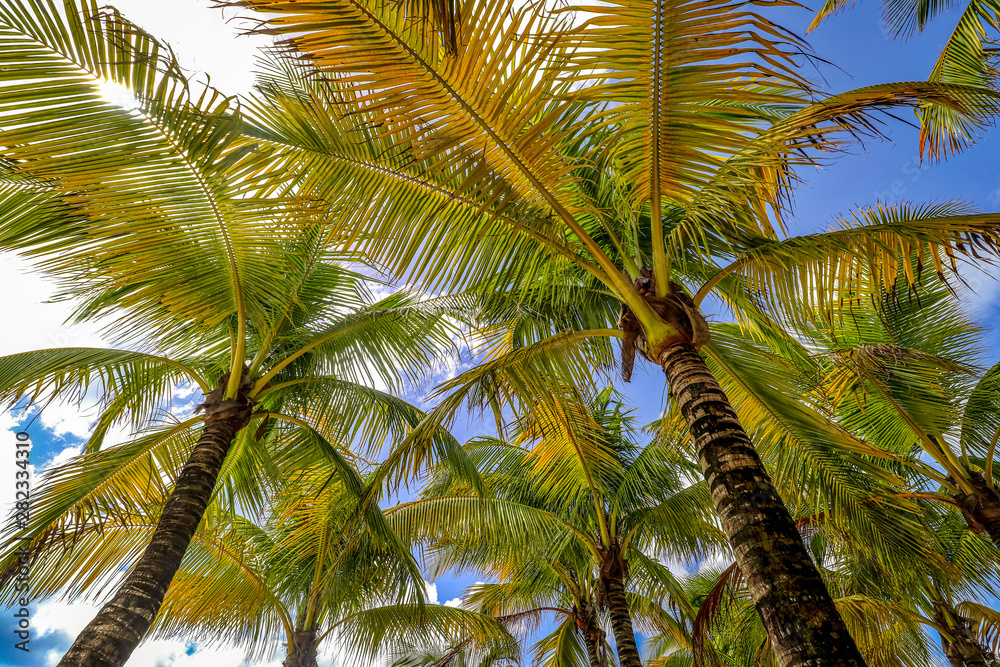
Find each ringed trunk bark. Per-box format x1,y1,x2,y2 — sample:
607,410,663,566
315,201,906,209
661,342,865,667
283,628,319,667
581,628,606,667
953,471,1000,550
58,412,248,667
576,606,607,667
601,574,641,667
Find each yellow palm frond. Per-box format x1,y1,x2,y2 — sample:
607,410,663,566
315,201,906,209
697,202,1000,323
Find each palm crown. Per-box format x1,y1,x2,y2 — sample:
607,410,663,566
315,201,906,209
390,390,724,667
0,2,471,664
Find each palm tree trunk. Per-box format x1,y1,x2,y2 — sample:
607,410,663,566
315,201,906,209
283,628,319,667
601,573,641,667
660,342,866,667
934,602,994,667
953,471,1000,550
577,607,607,667
950,642,990,667
58,412,248,667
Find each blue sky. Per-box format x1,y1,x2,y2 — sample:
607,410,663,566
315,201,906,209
3,0,1000,665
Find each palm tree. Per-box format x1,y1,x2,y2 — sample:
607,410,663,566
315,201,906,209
6,451,515,666
391,390,723,667
462,546,700,667
117,462,516,667
466,561,612,667
0,3,468,664
779,257,1000,549
226,0,1000,662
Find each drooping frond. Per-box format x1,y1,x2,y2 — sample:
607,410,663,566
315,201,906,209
0,0,318,356
151,510,291,662
0,347,207,422
960,359,1000,462
698,202,1000,326
699,326,911,507
0,419,200,602
810,0,1000,158
376,328,616,492
389,496,584,575
330,603,520,666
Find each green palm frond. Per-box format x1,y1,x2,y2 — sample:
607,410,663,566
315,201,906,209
152,511,292,662
0,347,207,419
265,377,438,459
0,419,200,602
0,0,322,365
243,53,573,296
330,603,520,665
513,398,622,514
228,0,622,295
697,202,1000,324
389,496,584,573
810,0,1000,158
620,483,724,561
376,328,616,492
700,326,909,501
833,595,931,667
531,616,588,667
255,291,462,395
960,359,1000,462
464,579,568,621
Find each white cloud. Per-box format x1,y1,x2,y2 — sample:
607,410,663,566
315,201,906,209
423,579,440,605
958,263,1000,321
129,638,283,667
42,443,84,471
105,0,272,95
33,597,287,667
34,598,101,641
0,254,106,356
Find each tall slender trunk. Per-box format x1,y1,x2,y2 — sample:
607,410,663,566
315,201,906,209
576,605,607,667
661,342,866,667
581,628,606,667
283,628,319,667
602,575,641,667
953,471,1000,550
598,547,641,667
58,407,250,667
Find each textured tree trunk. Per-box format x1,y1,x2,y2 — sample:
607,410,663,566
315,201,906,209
58,408,249,667
949,641,991,667
934,603,994,667
581,629,606,667
599,553,641,667
953,471,1000,551
576,606,607,667
661,342,866,667
283,628,319,667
